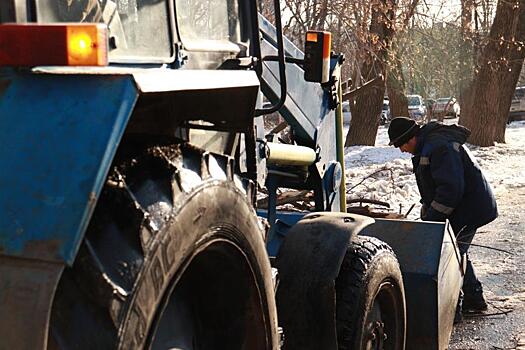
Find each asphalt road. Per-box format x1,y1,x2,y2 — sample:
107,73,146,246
449,186,525,349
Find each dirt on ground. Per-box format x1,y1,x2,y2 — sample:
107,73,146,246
449,185,525,349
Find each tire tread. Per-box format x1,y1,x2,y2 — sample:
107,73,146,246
335,236,401,350
50,142,249,349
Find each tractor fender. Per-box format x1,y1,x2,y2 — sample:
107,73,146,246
0,68,261,349
0,71,138,264
0,71,137,350
0,68,260,265
275,212,374,350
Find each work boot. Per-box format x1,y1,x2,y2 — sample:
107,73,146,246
462,286,488,312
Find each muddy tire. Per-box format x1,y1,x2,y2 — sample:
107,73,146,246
336,236,406,350
49,143,278,350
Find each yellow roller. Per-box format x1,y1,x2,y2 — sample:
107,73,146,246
266,143,317,166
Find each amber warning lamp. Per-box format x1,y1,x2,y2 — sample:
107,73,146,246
0,23,108,67
303,30,331,84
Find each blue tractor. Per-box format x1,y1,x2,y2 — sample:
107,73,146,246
0,1,463,349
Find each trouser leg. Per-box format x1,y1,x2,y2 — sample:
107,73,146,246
457,228,476,255
463,254,482,291
457,229,482,290
456,228,487,311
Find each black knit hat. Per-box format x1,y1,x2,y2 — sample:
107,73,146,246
388,117,420,147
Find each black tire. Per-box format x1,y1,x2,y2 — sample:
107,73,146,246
335,236,406,350
49,142,278,350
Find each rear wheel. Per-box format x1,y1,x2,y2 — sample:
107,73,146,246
336,236,406,350
49,142,278,350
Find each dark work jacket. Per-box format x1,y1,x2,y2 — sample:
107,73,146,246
412,122,498,234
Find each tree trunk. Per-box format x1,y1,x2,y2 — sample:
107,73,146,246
386,41,409,119
345,0,395,146
461,0,525,146
494,61,524,142
461,0,474,32
387,85,409,119
458,0,475,125
384,0,418,121
346,81,386,146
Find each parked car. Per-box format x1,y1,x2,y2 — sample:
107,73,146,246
380,97,391,124
433,97,460,120
509,86,525,122
342,100,352,124
407,94,426,121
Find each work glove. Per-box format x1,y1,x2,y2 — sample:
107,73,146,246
422,206,447,222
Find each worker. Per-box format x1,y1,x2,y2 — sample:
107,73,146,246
387,117,498,321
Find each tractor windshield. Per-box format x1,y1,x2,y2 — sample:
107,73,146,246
175,0,241,51
35,0,172,61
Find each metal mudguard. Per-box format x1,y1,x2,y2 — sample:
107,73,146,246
0,67,260,265
0,70,137,350
0,67,260,349
0,70,138,263
275,212,374,350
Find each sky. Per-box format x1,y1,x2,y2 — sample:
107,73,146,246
344,119,525,219
421,0,462,20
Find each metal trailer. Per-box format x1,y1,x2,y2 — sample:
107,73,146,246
0,0,463,349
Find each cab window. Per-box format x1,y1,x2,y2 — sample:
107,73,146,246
35,0,172,61
175,0,241,51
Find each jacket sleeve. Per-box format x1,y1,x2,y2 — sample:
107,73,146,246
422,144,465,222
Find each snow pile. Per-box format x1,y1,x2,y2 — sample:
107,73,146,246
468,121,525,195
343,120,525,219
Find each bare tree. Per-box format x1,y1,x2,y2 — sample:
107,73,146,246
345,0,396,146
386,44,410,118
460,0,525,146
457,0,476,127
386,0,419,119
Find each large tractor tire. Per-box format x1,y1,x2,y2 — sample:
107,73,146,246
49,142,278,350
336,236,406,350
